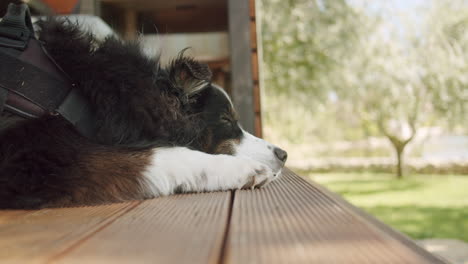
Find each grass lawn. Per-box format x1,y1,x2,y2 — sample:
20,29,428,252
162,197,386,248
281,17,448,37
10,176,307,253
302,171,468,242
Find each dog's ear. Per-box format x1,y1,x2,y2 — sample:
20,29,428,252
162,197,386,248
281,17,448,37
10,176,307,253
169,55,212,96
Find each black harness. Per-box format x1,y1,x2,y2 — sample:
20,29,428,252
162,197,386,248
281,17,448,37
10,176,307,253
0,3,96,139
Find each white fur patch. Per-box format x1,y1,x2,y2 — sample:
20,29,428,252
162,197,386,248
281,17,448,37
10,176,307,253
209,85,284,174
140,86,285,196
234,130,284,174
142,147,275,196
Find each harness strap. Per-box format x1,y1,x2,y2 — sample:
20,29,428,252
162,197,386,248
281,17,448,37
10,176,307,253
0,86,6,113
0,3,97,140
0,45,70,114
2,90,46,118
0,3,34,50
57,88,97,138
0,47,97,138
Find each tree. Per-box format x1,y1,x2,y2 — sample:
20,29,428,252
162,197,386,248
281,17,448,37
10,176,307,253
259,0,362,99
259,0,366,144
331,0,468,178
330,1,468,178
260,0,468,177
332,19,429,178
420,0,468,126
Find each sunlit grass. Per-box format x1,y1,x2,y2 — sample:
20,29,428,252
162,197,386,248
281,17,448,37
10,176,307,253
303,172,468,242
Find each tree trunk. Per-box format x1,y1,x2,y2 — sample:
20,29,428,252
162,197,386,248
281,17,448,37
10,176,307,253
377,121,417,179
387,138,408,179
395,146,404,179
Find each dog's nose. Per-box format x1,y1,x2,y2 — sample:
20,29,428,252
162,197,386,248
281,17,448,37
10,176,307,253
274,147,288,163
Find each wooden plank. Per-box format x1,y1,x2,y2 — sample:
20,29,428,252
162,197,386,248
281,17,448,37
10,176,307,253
250,20,257,50
0,202,136,264
229,0,255,134
54,192,231,264
225,168,448,264
101,0,224,10
251,51,259,82
249,0,256,18
0,210,30,224
123,8,137,40
253,82,262,138
253,83,261,113
251,50,262,137
102,2,228,34
254,112,262,138
146,7,228,34
250,10,262,138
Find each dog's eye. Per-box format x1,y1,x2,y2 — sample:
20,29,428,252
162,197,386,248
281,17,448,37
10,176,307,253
221,117,232,124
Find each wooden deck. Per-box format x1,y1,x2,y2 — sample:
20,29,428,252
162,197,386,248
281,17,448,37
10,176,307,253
0,169,448,264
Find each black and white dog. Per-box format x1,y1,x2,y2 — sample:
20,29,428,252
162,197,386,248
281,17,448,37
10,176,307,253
0,19,287,209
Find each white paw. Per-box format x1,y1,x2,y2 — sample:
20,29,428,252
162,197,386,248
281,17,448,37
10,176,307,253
221,157,276,190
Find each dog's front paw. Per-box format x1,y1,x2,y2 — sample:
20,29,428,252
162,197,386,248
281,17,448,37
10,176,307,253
224,157,275,190
240,161,273,189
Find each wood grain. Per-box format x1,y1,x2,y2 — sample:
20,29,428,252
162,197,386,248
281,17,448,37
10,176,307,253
0,202,136,264
225,168,448,264
54,192,231,264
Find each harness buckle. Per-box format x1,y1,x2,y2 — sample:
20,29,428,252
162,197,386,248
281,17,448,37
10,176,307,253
0,3,35,50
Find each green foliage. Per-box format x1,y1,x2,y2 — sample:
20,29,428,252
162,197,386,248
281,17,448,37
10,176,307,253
420,0,468,123
260,0,468,177
262,94,375,144
310,172,468,241
259,0,362,100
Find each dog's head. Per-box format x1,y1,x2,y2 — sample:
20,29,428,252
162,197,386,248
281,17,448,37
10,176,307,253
170,56,287,176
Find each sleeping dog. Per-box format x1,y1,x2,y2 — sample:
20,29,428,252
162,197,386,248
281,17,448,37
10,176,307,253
0,19,287,209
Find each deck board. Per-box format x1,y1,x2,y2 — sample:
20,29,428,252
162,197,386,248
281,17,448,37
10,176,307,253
0,209,30,224
225,168,448,264
0,202,135,264
0,169,446,263
53,192,231,264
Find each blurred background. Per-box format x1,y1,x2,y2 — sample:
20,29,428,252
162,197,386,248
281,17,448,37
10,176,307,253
258,0,468,260
259,0,468,250
261,0,468,175
2,0,467,260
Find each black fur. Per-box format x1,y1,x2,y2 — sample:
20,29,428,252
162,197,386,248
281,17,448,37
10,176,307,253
0,19,243,209
37,19,205,146
0,116,80,208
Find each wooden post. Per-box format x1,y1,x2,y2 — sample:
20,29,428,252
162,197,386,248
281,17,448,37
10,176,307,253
123,8,137,40
250,0,263,138
228,0,256,135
